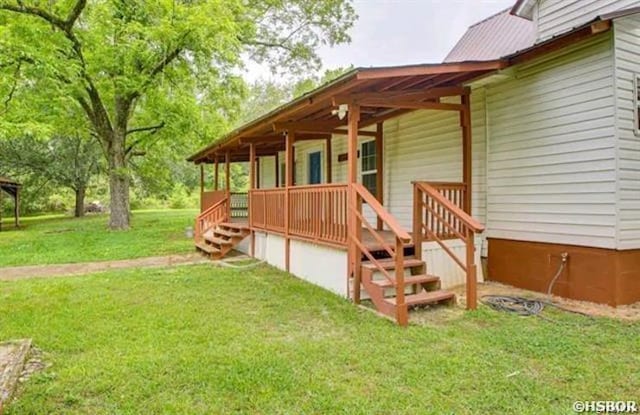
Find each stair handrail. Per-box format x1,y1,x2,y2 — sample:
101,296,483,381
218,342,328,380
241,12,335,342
413,181,485,310
349,183,411,325
195,196,229,241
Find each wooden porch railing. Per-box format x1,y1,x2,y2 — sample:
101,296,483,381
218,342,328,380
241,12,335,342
200,190,227,212
289,184,348,246
413,181,485,309
250,188,286,233
349,183,412,325
249,184,349,247
195,196,229,241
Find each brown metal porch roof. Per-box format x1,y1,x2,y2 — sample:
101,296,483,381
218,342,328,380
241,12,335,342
188,12,618,165
187,60,505,164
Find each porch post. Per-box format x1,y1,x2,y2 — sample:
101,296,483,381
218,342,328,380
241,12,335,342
325,137,332,183
214,155,219,191
256,158,260,189
249,143,256,256
375,122,384,231
275,153,280,188
347,104,361,302
14,187,19,228
199,164,204,195
461,89,477,311
461,91,472,215
225,151,231,192
284,131,295,271
225,151,231,219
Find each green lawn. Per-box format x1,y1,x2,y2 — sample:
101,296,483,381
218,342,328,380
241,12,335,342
1,264,638,414
0,209,197,267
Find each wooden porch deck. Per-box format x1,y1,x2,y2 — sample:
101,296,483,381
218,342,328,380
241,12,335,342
234,220,411,251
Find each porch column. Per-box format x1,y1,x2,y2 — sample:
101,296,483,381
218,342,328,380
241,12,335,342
275,153,280,188
225,151,231,219
375,122,384,230
14,187,19,228
461,90,476,311
256,158,260,189
225,151,231,192
347,104,361,302
249,143,256,256
325,137,332,183
214,155,219,191
199,164,204,195
284,131,295,271
461,92,472,215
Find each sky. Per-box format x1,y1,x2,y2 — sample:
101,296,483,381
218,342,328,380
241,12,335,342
244,0,515,81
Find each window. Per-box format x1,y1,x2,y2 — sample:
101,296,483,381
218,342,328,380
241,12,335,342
361,140,377,195
634,74,640,137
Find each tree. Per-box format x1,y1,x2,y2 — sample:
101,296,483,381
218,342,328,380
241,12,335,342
0,134,101,217
0,0,356,229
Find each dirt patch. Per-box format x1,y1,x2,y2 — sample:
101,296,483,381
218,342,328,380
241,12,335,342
0,254,211,281
0,252,255,281
451,281,640,321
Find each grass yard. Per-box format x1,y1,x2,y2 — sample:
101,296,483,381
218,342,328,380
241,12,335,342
0,209,197,267
1,264,638,414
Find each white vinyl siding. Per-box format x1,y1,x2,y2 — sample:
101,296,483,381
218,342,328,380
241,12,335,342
382,91,487,231
537,0,640,41
614,13,640,249
484,34,617,249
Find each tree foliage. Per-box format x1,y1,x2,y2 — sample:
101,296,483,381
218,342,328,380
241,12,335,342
0,134,101,217
0,0,356,229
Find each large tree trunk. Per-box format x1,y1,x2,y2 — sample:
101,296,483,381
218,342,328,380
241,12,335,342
107,126,130,230
74,186,86,218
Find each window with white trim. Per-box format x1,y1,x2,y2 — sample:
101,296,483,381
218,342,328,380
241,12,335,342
634,74,640,137
361,140,377,195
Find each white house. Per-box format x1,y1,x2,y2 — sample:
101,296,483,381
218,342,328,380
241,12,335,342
189,0,640,324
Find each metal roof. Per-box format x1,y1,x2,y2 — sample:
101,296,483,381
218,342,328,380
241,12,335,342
445,8,536,62
187,61,505,163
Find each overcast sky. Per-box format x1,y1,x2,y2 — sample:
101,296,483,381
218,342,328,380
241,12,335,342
245,0,515,81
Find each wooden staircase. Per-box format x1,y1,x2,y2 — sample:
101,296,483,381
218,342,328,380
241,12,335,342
194,194,251,260
195,222,250,260
359,255,456,319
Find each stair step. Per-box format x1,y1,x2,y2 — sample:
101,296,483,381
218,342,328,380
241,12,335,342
371,274,440,288
195,242,221,255
362,258,424,271
219,222,250,231
215,229,244,238
385,290,455,307
204,235,233,246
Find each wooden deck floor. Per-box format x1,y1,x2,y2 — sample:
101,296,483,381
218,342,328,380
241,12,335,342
233,220,411,251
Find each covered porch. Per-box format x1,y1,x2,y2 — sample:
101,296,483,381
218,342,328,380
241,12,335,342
189,62,492,324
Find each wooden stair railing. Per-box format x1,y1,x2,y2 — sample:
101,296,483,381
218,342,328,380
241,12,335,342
349,183,413,326
195,196,229,242
413,182,485,310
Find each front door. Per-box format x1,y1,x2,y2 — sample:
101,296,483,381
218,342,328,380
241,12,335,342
308,151,322,185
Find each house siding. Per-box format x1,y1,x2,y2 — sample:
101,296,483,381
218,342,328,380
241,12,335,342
537,0,640,41
484,33,618,249
614,14,640,249
381,90,487,231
